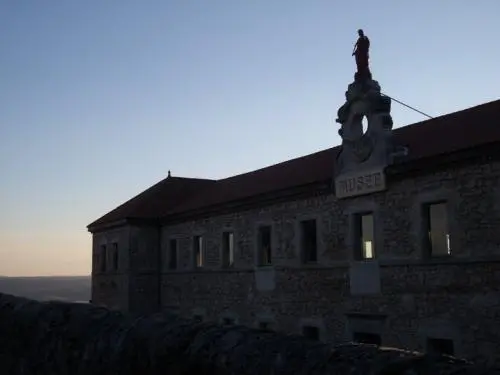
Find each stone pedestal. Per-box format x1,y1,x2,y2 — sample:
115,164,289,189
334,76,403,199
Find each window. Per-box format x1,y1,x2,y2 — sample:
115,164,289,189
112,243,119,271
258,321,273,331
222,232,234,267
427,338,454,356
354,213,374,259
193,314,203,323
193,235,204,268
300,219,318,263
222,317,235,326
302,326,320,341
423,202,451,256
99,245,107,272
257,225,272,266
352,332,381,345
169,239,178,270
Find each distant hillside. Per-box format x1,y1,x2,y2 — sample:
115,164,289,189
0,276,91,303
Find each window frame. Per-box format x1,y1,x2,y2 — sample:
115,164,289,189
111,242,119,271
299,218,319,264
168,238,178,270
302,325,321,341
221,231,235,268
256,224,273,267
346,201,381,262
99,244,107,273
193,235,205,268
352,211,376,260
422,200,451,258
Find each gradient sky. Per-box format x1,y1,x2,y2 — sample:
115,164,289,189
1,1,499,276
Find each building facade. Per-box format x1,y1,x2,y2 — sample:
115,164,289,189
88,95,500,364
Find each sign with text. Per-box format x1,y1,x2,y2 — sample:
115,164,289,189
335,169,386,199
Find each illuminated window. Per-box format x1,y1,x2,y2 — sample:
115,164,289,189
193,236,204,267
354,213,375,260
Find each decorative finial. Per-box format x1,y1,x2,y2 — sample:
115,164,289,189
168,170,171,178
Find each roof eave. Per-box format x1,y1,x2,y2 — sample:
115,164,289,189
161,180,331,225
87,217,161,234
160,142,500,224
87,219,130,234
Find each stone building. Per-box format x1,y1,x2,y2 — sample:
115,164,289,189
88,80,500,363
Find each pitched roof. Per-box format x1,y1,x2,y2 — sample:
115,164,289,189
88,99,500,230
167,99,500,215
87,176,215,230
393,99,500,160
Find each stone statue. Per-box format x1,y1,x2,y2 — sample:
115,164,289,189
332,34,412,197
352,29,371,80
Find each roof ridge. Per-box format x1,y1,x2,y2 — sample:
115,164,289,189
169,176,216,182
215,147,341,182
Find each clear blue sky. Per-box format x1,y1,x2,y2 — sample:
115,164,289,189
1,1,498,276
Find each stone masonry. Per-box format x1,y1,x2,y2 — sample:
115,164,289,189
91,157,500,365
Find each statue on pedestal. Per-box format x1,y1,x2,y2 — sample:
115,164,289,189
352,29,371,81
334,30,397,175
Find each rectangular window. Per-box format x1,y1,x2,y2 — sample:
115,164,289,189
169,239,178,270
194,235,204,268
300,219,318,263
222,317,235,326
258,321,273,331
427,338,454,356
423,202,451,256
352,332,381,345
99,245,107,272
302,326,320,341
257,225,272,266
354,213,375,259
111,243,119,271
222,231,234,267
193,314,203,323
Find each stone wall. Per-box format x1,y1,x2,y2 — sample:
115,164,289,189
128,225,161,314
91,225,130,310
91,225,162,314
155,159,500,365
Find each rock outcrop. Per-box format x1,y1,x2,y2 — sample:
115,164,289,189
0,293,495,374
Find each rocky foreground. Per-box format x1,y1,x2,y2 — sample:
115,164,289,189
0,292,496,375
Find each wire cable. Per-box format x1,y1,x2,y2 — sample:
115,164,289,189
381,93,433,119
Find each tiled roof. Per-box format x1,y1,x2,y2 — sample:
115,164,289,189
88,99,500,230
392,99,500,161
87,177,215,230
